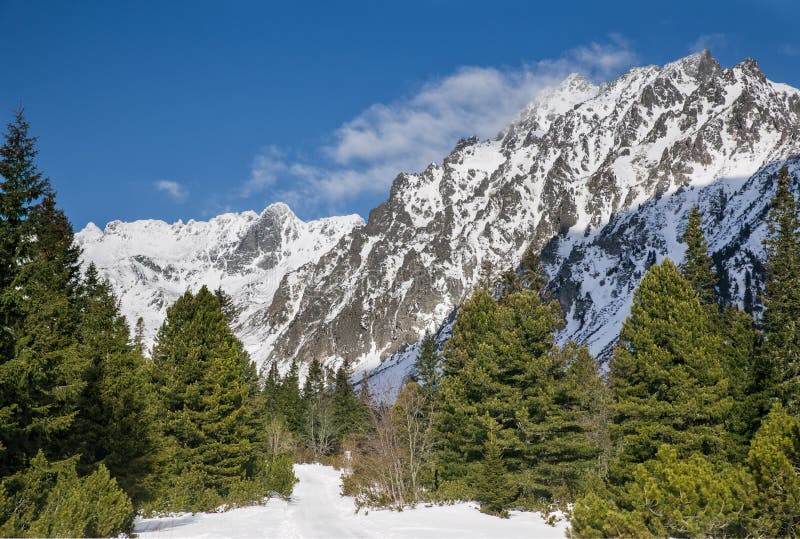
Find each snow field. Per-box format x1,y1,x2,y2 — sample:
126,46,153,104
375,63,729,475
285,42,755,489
135,463,568,538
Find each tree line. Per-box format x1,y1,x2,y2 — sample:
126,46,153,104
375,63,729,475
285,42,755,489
0,111,295,537
341,165,800,537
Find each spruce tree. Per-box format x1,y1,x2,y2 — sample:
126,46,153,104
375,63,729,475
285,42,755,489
720,305,760,459
150,286,264,510
70,265,159,504
761,165,800,412
435,286,602,503
0,109,51,301
262,361,282,414
0,193,86,475
746,402,800,537
415,333,441,398
331,359,369,438
132,316,146,357
303,358,325,400
679,205,718,305
476,426,516,516
609,260,732,481
278,359,305,432
214,287,239,325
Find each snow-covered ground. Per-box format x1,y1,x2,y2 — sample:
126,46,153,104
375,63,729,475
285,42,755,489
135,463,569,538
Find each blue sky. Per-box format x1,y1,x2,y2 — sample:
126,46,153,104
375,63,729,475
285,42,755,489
1,0,798,229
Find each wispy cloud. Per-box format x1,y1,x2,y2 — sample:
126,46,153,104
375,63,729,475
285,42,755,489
781,44,800,57
242,37,637,215
688,33,727,54
155,180,189,202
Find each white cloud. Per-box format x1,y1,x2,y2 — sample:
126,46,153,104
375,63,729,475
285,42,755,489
688,33,727,54
781,44,800,57
243,37,637,214
155,180,188,202
241,146,290,197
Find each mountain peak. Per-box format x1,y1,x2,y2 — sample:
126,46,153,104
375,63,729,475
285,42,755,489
662,49,721,82
734,57,767,82
262,201,295,218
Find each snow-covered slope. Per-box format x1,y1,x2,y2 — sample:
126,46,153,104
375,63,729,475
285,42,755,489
76,204,363,363
135,463,567,538
80,50,800,377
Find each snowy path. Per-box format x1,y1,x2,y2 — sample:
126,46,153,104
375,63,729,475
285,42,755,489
135,463,568,538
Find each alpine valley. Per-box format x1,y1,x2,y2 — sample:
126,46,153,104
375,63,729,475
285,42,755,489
77,50,800,383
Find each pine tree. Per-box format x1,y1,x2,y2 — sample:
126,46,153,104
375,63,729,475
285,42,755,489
434,286,602,503
358,372,373,408
415,333,441,398
609,260,732,481
521,342,608,501
761,165,800,412
0,109,51,301
150,286,264,510
570,446,752,538
303,358,325,400
262,361,282,414
746,402,800,537
0,452,134,537
720,306,760,460
679,205,718,305
132,316,146,357
278,359,305,433
214,287,239,325
332,359,369,438
69,265,159,504
0,173,86,475
476,425,516,516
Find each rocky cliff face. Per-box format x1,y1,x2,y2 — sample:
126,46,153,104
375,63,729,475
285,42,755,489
262,51,800,372
78,51,800,377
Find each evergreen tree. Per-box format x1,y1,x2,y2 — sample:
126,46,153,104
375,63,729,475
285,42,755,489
214,287,239,325
435,286,603,504
150,286,266,511
761,165,800,412
570,446,752,538
0,188,85,475
277,359,304,433
415,332,441,398
476,425,516,516
262,361,282,414
0,452,134,537
679,205,718,305
70,265,159,504
303,358,325,400
0,109,51,309
521,342,609,501
331,359,369,438
746,402,800,537
609,259,732,481
132,316,146,357
743,269,755,314
720,305,760,459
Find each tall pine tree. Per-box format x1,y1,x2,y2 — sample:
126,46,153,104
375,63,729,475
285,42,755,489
679,205,718,305
150,286,264,511
70,264,159,504
761,165,800,412
609,259,732,481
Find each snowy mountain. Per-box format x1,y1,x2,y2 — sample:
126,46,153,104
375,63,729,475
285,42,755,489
78,50,800,378
76,204,363,363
